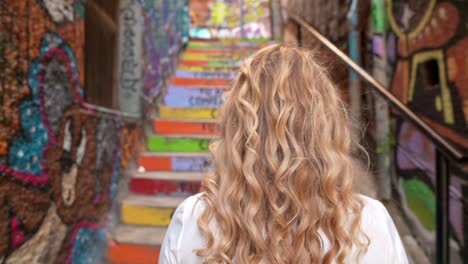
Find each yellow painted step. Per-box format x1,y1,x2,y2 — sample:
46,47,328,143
121,204,174,226
177,65,237,73
121,195,185,226
159,106,219,119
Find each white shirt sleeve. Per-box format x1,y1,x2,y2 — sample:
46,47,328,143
359,197,409,264
159,200,186,264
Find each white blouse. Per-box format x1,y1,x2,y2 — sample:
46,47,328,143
159,193,408,263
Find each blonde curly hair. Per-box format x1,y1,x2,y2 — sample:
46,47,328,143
196,45,369,263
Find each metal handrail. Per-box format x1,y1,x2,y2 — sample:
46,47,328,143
285,10,468,164
81,102,142,123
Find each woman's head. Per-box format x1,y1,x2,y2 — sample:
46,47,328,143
198,45,368,263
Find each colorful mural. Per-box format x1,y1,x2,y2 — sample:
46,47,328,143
189,0,272,39
0,1,139,263
372,0,468,260
140,0,189,99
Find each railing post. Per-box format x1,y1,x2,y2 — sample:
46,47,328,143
436,150,450,264
294,21,302,47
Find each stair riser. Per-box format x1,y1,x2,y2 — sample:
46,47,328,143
171,77,230,87
154,119,219,136
182,53,240,61
108,242,160,264
130,178,201,196
178,65,239,73
139,155,211,171
175,71,236,79
164,87,224,108
147,136,211,152
159,106,219,119
121,205,175,226
180,60,241,67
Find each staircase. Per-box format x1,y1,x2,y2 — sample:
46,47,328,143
107,39,270,264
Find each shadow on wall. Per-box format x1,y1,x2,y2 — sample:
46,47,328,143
0,1,142,263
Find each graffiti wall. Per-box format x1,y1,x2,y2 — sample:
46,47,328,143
0,1,141,263
370,0,468,261
189,0,272,39
139,0,189,99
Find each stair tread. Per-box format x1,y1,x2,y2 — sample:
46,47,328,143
154,117,218,123
139,151,211,157
133,171,205,181
123,194,186,208
149,134,218,139
111,225,167,246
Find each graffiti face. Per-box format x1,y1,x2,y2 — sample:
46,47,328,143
38,0,76,23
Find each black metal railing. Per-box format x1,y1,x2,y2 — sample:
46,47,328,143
284,8,468,264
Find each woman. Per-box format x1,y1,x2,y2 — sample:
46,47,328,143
159,45,408,263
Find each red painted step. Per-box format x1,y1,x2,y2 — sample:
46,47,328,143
130,178,202,196
171,77,230,87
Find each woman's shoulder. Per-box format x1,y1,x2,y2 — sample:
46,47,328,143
172,193,207,225
356,195,408,263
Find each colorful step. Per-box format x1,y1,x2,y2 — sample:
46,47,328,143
138,152,212,171
147,135,213,152
110,224,166,246
175,70,236,79
182,53,246,61
179,60,241,67
121,195,184,226
159,106,218,119
108,241,159,264
154,119,219,136
171,77,230,87
164,87,224,108
177,65,239,72
130,179,202,196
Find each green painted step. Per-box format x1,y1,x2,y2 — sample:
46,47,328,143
147,135,213,152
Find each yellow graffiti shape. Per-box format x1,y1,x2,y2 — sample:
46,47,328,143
209,3,228,26
244,1,266,23
409,50,454,124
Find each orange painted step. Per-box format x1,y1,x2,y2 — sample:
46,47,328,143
171,77,230,87
139,155,172,171
186,48,236,55
108,241,160,264
154,119,220,136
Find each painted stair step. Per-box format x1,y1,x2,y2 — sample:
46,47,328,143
139,152,212,171
171,77,230,87
153,118,219,136
182,53,247,61
147,135,213,153
121,195,185,226
130,178,202,196
179,60,241,67
133,171,205,181
108,241,159,264
159,106,219,119
185,48,252,55
111,224,167,246
177,65,239,73
166,86,224,95
175,70,236,79
164,87,224,108
187,40,269,49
